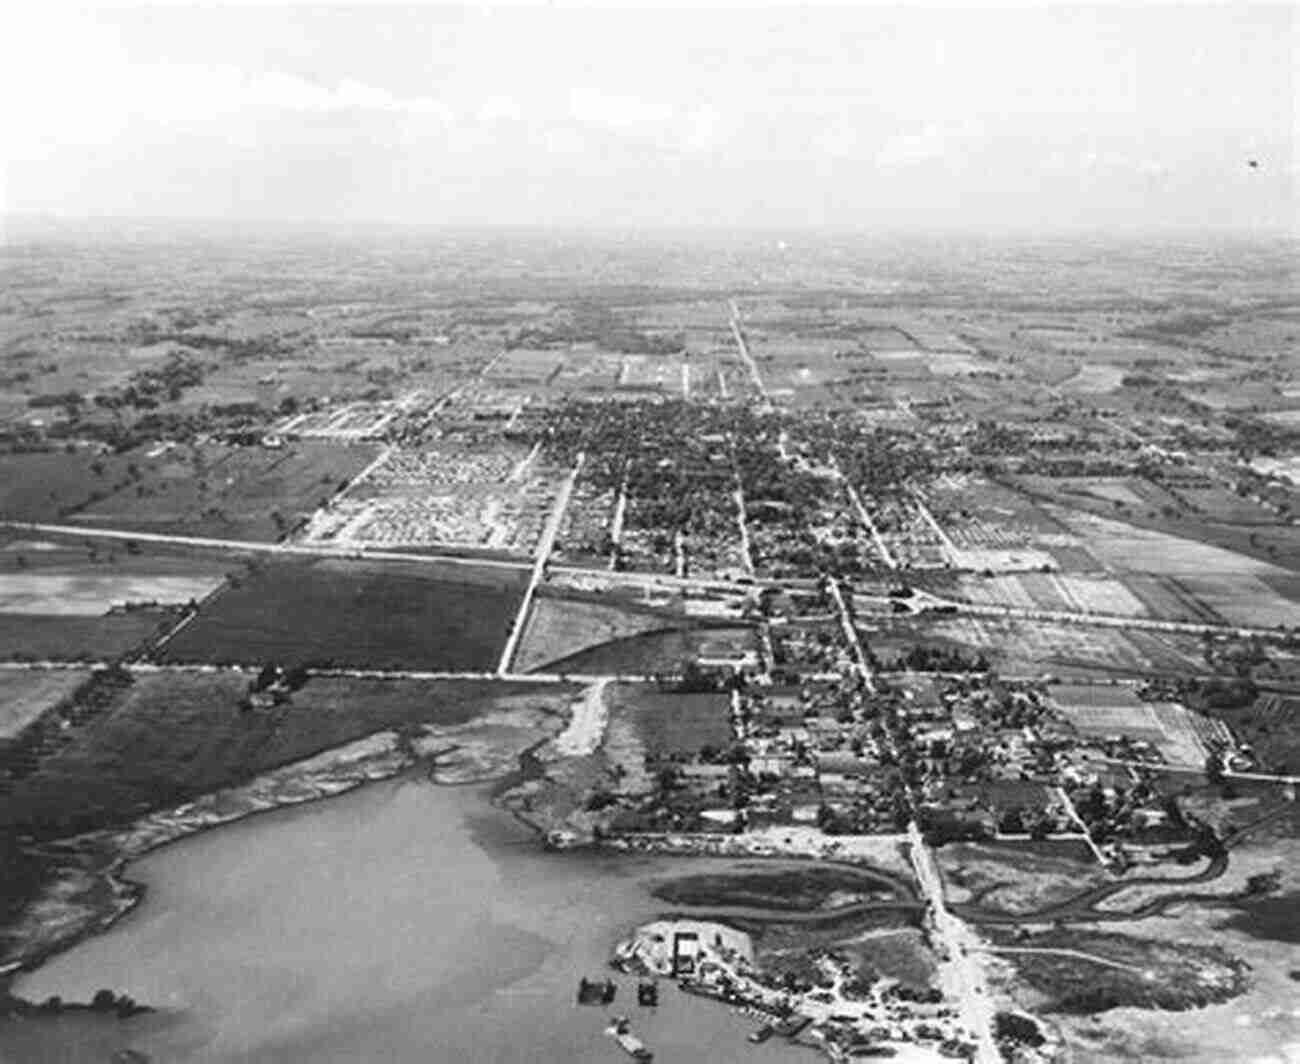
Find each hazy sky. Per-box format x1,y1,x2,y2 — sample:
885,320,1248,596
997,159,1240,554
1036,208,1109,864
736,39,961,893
2,3,1295,233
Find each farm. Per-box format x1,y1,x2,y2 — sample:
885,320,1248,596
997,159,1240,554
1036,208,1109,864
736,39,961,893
0,670,92,740
68,441,379,542
160,557,527,671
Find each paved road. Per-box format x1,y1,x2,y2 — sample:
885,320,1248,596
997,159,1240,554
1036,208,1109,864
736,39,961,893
497,453,584,675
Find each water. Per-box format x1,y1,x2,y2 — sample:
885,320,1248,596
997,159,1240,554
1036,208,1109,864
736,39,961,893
2,777,815,1063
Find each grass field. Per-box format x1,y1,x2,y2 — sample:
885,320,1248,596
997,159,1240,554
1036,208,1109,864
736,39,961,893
540,624,756,676
0,671,569,839
159,557,525,670
0,670,92,739
515,593,693,673
610,684,732,757
993,928,1248,1014
652,865,903,910
0,452,140,523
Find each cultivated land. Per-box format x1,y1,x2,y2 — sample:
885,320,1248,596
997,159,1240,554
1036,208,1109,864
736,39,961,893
159,557,526,671
1,229,1299,1063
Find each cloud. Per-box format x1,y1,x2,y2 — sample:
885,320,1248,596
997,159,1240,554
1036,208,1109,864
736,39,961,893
568,89,675,131
875,122,968,169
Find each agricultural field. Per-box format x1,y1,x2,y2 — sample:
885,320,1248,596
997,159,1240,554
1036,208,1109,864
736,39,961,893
865,614,1208,678
1204,693,1300,775
952,572,1148,617
0,611,178,663
1048,685,1223,766
69,441,378,542
1046,508,1300,626
0,669,92,739
160,557,526,671
0,534,233,611
0,452,145,523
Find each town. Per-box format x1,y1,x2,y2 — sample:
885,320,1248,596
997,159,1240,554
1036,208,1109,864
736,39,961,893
1,230,1297,1064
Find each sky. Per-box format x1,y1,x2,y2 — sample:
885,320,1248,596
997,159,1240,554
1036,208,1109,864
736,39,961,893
1,3,1295,234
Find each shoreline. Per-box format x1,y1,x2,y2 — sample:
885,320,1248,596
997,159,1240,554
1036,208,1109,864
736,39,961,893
0,708,564,991
0,730,418,986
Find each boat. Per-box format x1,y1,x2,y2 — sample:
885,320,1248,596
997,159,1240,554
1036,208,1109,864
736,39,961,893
773,1015,813,1038
848,1045,898,1058
637,980,659,1007
748,1023,775,1043
576,977,618,1005
676,979,733,1003
606,1016,654,1061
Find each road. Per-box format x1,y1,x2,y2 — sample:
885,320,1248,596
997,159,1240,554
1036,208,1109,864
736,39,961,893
727,298,770,403
845,480,897,570
826,576,875,692
911,490,959,555
2,520,533,572
907,586,1293,640
496,453,584,675
907,822,1001,1064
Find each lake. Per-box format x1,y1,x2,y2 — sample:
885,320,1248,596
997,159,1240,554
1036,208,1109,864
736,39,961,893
1,776,815,1063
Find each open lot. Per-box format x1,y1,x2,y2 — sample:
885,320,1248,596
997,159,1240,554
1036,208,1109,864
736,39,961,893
609,684,733,758
160,557,526,670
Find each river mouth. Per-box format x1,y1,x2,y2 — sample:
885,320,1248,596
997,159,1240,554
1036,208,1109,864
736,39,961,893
1,775,815,1063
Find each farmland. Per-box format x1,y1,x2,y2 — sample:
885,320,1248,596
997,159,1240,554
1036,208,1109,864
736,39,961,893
68,441,380,542
161,557,526,671
0,670,92,739
0,611,178,663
